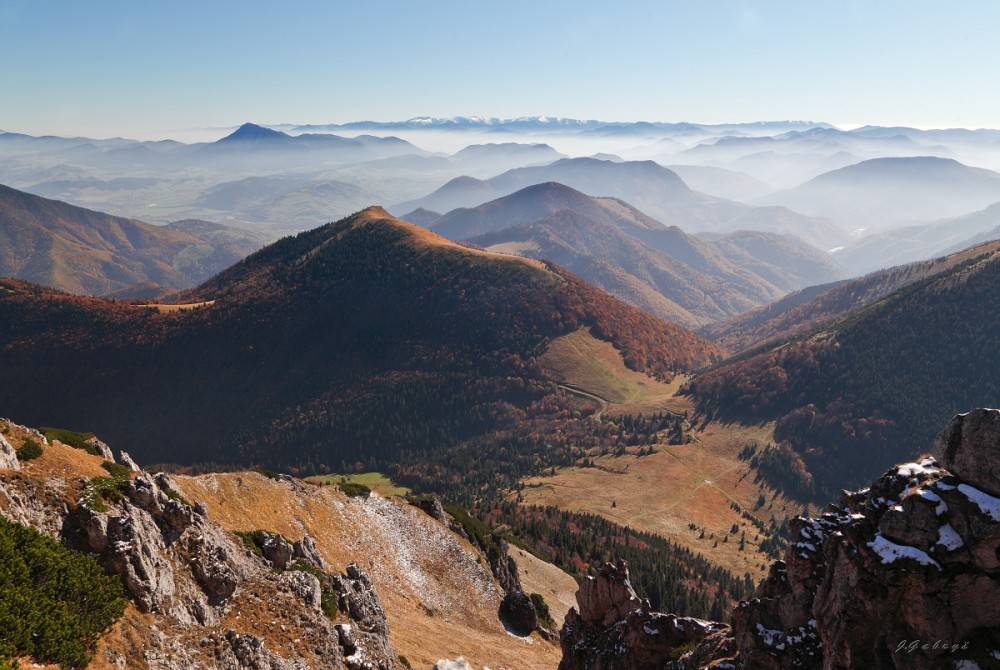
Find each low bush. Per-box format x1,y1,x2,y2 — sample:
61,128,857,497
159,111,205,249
39,427,98,455
0,516,127,667
16,438,43,461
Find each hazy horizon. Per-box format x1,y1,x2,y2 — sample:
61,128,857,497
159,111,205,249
4,0,999,140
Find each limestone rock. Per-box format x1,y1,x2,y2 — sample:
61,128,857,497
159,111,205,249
332,563,395,670
560,410,1000,670
279,569,322,612
433,659,476,670
220,631,297,670
120,450,142,472
256,530,294,569
415,495,447,523
102,502,178,613
87,436,115,462
0,433,20,471
727,452,1000,669
576,560,643,628
933,407,1000,495
559,560,727,670
489,538,523,595
292,534,323,568
498,590,537,636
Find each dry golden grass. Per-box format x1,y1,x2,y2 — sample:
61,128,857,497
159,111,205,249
520,419,797,582
357,206,552,274
509,547,579,629
1,420,107,479
175,473,562,669
133,300,215,312
541,327,685,411
528,332,808,582
484,240,542,255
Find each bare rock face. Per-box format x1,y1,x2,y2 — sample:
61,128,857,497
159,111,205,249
560,411,1000,670
87,435,115,462
558,560,728,670
726,425,1000,668
933,407,1000,495
292,534,324,568
415,495,448,523
0,433,20,471
119,450,143,472
256,530,294,569
278,570,322,612
332,563,396,670
490,538,523,595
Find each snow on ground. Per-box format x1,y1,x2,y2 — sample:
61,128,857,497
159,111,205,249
867,533,941,569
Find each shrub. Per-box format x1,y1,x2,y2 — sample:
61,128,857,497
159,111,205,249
80,476,130,513
0,516,127,667
101,460,131,479
530,592,555,631
339,482,371,498
320,590,338,619
16,438,43,461
39,427,98,455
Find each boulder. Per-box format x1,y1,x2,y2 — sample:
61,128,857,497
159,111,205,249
0,433,20,471
87,436,115,462
119,450,142,472
257,531,294,569
933,408,1000,496
498,591,537,636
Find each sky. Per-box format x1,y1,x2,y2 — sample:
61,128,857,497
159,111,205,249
3,0,999,140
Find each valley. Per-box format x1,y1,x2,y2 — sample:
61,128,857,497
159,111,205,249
2,117,1000,670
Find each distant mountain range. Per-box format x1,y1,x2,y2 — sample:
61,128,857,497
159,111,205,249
0,183,266,295
286,117,833,135
758,156,1000,233
393,157,848,249
833,201,1000,274
0,208,722,488
408,182,843,328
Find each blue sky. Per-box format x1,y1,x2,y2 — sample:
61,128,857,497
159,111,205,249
3,1,999,139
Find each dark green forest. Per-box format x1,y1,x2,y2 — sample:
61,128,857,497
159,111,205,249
0,516,127,668
688,250,1000,495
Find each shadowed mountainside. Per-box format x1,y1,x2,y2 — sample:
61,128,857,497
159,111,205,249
0,207,723,500
687,240,1000,496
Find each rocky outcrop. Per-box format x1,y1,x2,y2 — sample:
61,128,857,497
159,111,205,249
933,407,1000,495
560,410,1000,670
558,560,728,670
120,450,142,472
725,429,1000,669
78,473,249,624
87,435,115,462
293,535,324,568
332,563,396,670
255,530,294,569
0,433,19,471
489,538,522,595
